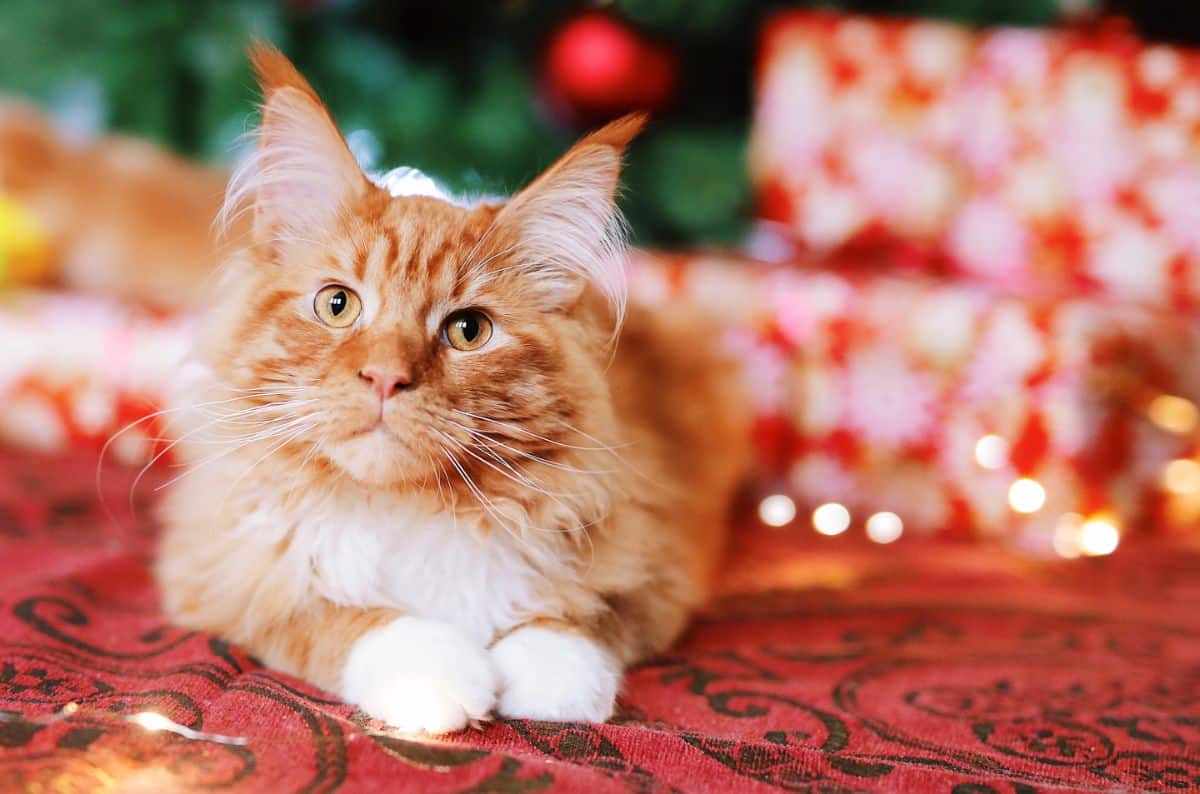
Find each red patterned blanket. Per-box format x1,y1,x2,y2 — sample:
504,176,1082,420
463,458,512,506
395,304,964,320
1,448,1197,792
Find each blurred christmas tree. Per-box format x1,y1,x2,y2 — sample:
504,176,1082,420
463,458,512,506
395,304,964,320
2,0,1183,245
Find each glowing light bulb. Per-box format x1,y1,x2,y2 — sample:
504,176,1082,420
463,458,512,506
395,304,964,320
1162,458,1200,494
1008,478,1046,514
1148,394,1199,435
131,712,174,732
865,511,903,543
974,434,1008,470
128,710,250,746
1078,518,1120,556
758,494,797,527
812,502,851,536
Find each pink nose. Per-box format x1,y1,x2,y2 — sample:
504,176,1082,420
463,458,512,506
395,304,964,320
358,366,413,399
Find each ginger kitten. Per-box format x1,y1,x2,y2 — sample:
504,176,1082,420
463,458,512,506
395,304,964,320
156,45,747,734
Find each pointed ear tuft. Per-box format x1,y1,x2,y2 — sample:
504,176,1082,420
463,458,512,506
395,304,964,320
248,40,323,103
494,113,647,327
576,111,647,152
221,42,370,243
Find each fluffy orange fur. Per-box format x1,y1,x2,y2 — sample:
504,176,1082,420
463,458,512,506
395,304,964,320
156,45,747,730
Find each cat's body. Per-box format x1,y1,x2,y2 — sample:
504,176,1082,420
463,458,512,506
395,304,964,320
156,46,747,734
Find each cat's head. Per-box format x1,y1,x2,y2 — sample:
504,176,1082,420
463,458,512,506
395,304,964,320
193,45,642,489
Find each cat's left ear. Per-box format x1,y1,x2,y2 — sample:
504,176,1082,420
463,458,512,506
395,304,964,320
494,113,646,316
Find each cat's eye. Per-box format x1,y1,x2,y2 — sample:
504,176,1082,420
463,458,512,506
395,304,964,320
314,285,361,328
442,309,493,351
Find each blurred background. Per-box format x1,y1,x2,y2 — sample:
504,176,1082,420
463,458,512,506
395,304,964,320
3,0,1193,248
5,0,1200,558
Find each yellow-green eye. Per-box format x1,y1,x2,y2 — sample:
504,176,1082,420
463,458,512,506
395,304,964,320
442,309,493,351
314,285,361,328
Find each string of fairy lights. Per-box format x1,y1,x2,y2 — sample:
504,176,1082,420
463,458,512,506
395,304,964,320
0,702,248,745
758,493,914,545
755,389,1200,558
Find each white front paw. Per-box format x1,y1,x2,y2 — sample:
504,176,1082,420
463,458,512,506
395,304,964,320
491,626,620,723
342,617,496,735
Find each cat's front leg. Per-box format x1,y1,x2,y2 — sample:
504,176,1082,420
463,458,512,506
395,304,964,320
490,621,622,723
342,616,497,734
238,601,498,734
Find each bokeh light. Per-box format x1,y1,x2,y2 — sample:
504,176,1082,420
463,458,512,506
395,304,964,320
1052,513,1084,559
1147,394,1199,435
812,502,851,536
974,434,1008,470
1078,517,1120,556
758,493,797,527
1161,458,1200,494
865,511,903,543
1007,478,1046,514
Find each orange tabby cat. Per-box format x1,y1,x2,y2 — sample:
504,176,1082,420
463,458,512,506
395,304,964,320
156,45,747,734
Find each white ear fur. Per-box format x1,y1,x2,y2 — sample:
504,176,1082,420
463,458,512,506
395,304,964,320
220,45,368,242
495,114,645,329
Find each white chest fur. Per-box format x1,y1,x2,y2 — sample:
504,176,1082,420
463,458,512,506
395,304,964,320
235,488,555,646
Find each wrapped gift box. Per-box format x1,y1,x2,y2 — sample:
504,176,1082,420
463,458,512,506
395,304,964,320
751,12,1200,308
0,291,192,463
631,250,1200,553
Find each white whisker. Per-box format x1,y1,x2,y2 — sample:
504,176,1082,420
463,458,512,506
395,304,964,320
152,412,320,493
218,416,324,508
435,427,574,503
447,420,618,477
450,409,628,455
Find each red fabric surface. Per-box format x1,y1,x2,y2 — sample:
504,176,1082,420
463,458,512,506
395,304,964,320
2,449,1199,792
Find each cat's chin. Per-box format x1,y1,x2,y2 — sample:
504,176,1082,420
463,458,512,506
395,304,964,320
321,426,422,487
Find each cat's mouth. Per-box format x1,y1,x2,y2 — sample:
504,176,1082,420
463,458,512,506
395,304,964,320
321,419,422,486
350,421,397,440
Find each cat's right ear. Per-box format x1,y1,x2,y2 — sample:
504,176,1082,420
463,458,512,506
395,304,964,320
223,43,370,243
491,113,645,325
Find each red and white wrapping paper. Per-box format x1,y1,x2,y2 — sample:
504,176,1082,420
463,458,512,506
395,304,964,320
0,291,191,463
751,12,1200,308
631,251,1200,548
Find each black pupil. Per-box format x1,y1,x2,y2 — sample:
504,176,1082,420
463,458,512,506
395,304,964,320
329,291,347,315
456,314,479,341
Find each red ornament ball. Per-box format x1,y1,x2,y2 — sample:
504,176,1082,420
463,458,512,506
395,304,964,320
544,12,677,120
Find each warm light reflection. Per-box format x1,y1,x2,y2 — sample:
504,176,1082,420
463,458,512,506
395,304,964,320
974,434,1008,470
1078,517,1120,556
128,711,249,746
1148,394,1199,435
812,502,851,536
1008,478,1046,514
131,712,174,732
758,494,797,527
865,511,903,543
1162,458,1200,494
